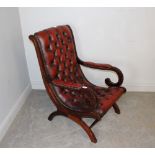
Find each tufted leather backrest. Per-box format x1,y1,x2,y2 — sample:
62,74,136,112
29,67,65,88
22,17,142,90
34,25,84,83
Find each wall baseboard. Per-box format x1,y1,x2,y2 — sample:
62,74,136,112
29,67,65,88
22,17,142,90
0,83,32,142
32,80,45,89
32,80,155,92
31,81,45,89
124,83,155,92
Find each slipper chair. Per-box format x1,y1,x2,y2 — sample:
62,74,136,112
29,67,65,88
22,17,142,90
29,25,126,143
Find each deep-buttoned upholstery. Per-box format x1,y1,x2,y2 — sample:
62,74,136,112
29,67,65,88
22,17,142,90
34,25,125,113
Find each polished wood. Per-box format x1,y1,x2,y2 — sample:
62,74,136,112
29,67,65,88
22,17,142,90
113,103,121,114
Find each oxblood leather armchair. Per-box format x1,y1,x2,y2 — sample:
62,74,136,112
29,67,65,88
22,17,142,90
29,25,126,143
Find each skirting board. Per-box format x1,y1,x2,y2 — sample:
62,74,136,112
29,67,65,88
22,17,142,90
31,80,155,92
0,83,32,142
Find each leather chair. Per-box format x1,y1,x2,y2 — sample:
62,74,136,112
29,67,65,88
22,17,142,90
29,25,126,143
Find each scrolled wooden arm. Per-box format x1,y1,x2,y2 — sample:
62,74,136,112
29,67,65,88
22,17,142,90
77,58,124,87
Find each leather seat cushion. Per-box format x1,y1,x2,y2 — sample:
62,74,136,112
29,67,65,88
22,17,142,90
96,87,125,113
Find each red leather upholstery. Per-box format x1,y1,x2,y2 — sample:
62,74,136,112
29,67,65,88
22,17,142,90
34,25,83,83
95,87,125,113
52,79,98,112
34,25,125,114
52,79,83,90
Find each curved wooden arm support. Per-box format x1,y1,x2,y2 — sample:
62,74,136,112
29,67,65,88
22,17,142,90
78,58,124,87
48,111,97,143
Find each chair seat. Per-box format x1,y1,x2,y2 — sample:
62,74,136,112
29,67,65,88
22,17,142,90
54,83,125,114
54,85,97,112
95,87,125,113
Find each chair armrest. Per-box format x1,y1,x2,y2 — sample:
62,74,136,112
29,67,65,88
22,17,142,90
77,58,124,87
52,80,87,90
78,61,112,70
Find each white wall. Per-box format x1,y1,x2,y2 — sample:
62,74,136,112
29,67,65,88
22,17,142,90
19,7,155,91
0,8,31,140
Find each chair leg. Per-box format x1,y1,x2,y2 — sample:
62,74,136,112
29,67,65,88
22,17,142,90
48,110,65,121
90,112,105,128
90,119,100,128
113,103,120,114
68,115,97,143
48,111,97,143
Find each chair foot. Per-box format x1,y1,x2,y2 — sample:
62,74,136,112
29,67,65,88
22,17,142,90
48,110,65,121
113,103,120,114
68,115,97,143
